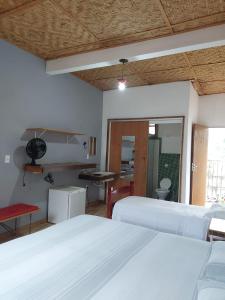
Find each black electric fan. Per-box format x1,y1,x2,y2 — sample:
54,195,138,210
26,138,47,165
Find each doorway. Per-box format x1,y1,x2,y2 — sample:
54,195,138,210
147,119,183,202
206,128,225,207
106,117,184,202
107,120,149,198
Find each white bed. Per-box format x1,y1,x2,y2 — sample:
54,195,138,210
112,196,224,240
0,214,221,300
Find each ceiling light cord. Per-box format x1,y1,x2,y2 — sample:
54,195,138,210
118,58,128,91
122,63,124,80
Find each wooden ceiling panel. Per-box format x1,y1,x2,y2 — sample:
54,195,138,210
74,53,192,88
56,0,114,38
0,0,32,14
87,74,148,91
200,81,225,95
107,0,167,37
187,46,225,66
73,45,225,95
1,0,225,60
194,62,225,81
1,0,225,95
58,0,167,40
74,64,136,81
88,78,118,91
0,0,97,58
192,80,204,96
93,27,172,52
0,29,51,58
45,26,172,59
172,12,225,33
161,0,225,25
124,74,149,88
76,65,194,90
142,67,194,84
130,54,189,73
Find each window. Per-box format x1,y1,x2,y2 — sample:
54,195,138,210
149,124,156,136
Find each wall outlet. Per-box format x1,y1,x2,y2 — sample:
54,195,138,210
4,154,10,163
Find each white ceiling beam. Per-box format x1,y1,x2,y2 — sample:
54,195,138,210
46,24,225,75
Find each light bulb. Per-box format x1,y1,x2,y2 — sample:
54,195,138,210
118,79,126,91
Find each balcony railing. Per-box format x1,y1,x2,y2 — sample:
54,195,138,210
207,160,225,203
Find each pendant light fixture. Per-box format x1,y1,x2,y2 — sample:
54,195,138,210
118,58,128,91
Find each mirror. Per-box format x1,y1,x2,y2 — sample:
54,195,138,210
121,136,135,174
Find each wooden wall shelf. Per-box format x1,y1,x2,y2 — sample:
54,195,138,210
24,162,97,174
26,128,84,138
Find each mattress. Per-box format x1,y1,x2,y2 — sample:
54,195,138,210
0,214,212,300
112,196,211,240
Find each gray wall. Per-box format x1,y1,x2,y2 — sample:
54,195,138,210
0,41,103,226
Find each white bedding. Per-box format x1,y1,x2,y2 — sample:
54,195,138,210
112,196,211,240
197,280,225,300
204,242,225,282
0,214,212,300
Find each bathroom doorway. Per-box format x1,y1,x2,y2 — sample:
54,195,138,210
106,116,184,203
147,118,183,202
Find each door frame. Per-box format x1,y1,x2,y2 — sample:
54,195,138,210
106,116,185,202
190,124,209,206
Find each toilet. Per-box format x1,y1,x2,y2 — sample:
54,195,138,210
155,178,171,200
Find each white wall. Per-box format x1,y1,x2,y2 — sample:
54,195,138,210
183,84,199,203
158,123,182,154
198,93,225,127
101,81,197,203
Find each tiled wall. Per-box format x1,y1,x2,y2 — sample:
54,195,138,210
158,153,180,202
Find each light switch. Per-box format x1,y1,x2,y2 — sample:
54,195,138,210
4,155,10,163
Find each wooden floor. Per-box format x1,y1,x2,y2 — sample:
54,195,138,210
0,201,106,244
0,219,51,244
86,200,106,217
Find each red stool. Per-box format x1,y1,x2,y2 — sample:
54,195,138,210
0,203,39,235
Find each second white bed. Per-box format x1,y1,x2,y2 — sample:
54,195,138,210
112,196,212,240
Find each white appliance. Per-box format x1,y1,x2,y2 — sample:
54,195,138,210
48,186,86,223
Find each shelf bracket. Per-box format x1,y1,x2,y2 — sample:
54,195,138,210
33,130,47,139
38,130,47,138
67,135,75,144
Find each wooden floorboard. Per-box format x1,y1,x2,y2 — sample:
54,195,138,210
0,219,52,244
0,201,106,244
86,201,106,218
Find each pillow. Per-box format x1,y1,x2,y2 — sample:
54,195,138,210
198,287,225,300
197,280,225,300
181,215,210,240
205,204,225,219
204,242,225,282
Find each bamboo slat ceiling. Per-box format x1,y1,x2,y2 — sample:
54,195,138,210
1,0,225,59
1,0,225,95
73,46,225,95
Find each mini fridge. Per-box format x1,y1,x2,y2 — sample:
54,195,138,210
48,186,86,223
